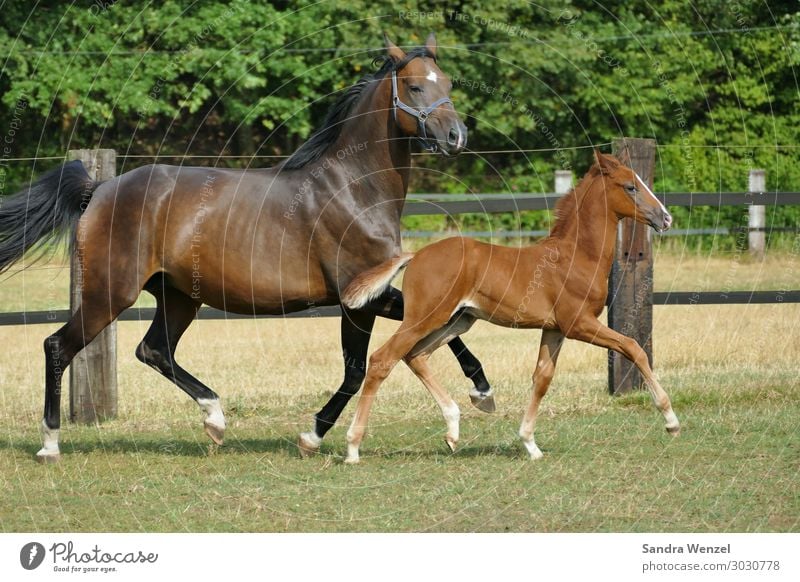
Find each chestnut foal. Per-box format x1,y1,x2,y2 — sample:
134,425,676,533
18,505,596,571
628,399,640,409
340,152,680,463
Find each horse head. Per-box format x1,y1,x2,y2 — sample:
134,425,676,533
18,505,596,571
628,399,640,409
384,32,467,156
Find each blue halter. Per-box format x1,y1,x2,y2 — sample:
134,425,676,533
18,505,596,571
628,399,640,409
391,69,453,153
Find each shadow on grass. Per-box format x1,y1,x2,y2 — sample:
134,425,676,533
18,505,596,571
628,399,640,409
1,435,305,460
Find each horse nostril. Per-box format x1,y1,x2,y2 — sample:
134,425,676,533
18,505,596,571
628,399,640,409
447,127,459,146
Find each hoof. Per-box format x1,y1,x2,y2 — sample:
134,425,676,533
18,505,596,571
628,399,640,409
297,433,321,458
445,437,457,453
35,452,61,464
343,456,360,465
666,425,681,437
470,392,496,413
204,421,225,446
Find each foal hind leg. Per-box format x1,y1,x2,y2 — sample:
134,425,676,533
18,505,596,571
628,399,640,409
372,287,494,411
567,318,680,435
518,330,564,460
135,285,225,444
405,354,460,452
345,310,454,464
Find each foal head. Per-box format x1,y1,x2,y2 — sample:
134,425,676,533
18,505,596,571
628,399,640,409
593,151,673,232
384,33,467,156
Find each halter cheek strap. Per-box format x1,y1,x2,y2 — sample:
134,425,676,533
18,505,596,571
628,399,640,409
391,70,453,152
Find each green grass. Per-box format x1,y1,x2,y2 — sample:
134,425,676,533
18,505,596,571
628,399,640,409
1,390,795,532
0,251,798,532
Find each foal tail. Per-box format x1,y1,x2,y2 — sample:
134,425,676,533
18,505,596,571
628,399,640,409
342,253,415,309
0,160,98,273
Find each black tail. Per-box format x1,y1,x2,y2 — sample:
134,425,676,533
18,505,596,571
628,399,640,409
0,160,98,273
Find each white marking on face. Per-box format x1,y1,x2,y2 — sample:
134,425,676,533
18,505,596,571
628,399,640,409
426,70,438,83
635,172,669,216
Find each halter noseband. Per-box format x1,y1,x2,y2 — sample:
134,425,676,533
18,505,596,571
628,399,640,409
391,68,453,153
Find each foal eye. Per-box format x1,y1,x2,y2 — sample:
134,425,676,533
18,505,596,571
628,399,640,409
624,183,637,194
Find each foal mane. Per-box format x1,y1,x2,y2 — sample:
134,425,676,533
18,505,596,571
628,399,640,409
549,165,602,237
282,47,436,170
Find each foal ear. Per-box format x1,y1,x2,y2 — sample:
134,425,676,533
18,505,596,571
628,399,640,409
594,150,620,174
384,33,406,63
425,32,438,59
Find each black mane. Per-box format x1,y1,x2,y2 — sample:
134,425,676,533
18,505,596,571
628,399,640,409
281,47,435,170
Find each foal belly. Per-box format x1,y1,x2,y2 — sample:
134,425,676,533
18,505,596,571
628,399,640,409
465,298,556,330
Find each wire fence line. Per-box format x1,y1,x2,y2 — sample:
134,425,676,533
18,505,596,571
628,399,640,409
0,142,613,163
3,142,800,164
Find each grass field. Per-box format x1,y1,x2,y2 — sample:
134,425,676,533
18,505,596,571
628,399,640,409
0,250,798,532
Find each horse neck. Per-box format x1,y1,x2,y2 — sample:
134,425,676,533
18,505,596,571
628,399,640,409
554,176,620,274
331,76,411,203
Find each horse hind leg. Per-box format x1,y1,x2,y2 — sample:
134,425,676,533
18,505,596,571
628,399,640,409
135,283,225,444
38,297,136,463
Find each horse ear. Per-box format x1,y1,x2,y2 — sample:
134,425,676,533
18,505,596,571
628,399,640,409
384,33,406,63
425,32,438,59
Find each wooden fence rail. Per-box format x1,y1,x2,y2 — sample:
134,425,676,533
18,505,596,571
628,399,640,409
3,145,799,421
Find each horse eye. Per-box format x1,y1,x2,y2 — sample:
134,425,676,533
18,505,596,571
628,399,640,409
625,183,637,194
409,85,423,94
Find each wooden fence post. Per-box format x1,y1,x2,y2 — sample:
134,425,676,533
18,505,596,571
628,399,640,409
748,169,766,259
68,149,118,423
607,138,656,395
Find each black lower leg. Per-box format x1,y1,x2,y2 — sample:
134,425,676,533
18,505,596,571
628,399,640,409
135,287,218,402
43,334,66,430
313,309,376,438
447,336,491,393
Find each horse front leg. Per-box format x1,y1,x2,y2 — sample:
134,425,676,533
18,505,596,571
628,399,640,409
298,308,376,457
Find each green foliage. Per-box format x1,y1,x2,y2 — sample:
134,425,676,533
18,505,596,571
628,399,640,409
0,1,797,242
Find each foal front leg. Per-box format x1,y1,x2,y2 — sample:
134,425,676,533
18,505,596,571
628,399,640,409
519,329,564,460
567,318,680,435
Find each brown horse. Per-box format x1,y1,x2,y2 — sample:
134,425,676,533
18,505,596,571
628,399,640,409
0,33,495,462
340,152,680,463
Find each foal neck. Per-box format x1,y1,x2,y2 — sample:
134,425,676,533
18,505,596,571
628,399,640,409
549,173,620,269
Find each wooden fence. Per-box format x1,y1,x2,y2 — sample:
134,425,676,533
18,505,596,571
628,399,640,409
2,143,799,422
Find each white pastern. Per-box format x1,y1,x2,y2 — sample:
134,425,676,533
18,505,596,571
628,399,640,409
443,403,460,440
37,419,60,458
522,438,544,460
664,409,680,431
344,443,360,464
300,431,322,448
198,398,226,430
469,387,493,400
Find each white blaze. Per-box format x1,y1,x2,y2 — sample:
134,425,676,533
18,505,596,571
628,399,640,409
426,70,438,83
635,172,669,216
